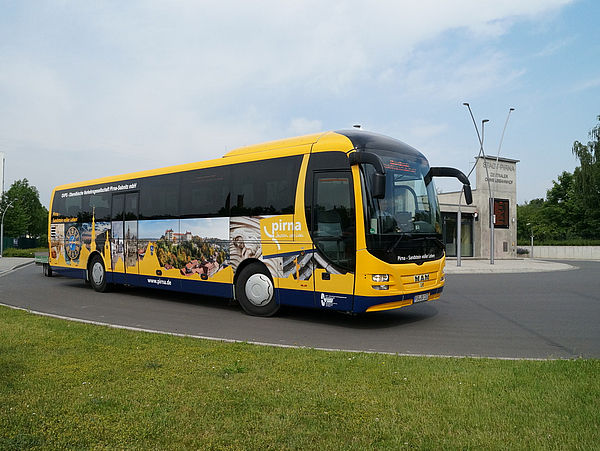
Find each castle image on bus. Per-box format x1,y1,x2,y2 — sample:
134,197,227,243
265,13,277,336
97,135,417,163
47,129,472,316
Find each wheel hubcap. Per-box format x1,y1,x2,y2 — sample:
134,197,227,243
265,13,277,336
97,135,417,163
245,273,273,306
92,262,104,285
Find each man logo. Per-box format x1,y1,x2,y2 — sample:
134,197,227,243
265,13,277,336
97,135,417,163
414,274,430,283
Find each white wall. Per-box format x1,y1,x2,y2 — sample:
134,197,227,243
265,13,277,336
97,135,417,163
527,246,600,260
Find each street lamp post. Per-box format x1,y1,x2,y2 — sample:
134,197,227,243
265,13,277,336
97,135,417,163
479,118,497,265
527,222,534,258
1,199,15,258
463,103,515,264
490,108,515,265
464,103,496,263
461,103,488,265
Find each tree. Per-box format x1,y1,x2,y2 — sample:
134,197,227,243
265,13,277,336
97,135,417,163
517,198,544,242
0,179,48,239
518,115,600,243
572,115,600,239
517,171,577,243
541,171,577,240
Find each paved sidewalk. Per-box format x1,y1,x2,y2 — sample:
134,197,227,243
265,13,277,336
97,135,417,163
0,257,35,275
444,258,576,274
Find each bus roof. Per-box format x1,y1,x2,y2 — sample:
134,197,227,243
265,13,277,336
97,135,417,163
223,129,425,160
51,130,426,194
335,129,426,160
222,132,328,157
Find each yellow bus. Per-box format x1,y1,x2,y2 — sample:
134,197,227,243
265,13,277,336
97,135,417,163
47,129,472,316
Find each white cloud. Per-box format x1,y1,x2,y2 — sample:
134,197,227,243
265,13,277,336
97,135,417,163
571,77,600,93
286,118,323,136
0,0,579,204
409,121,450,140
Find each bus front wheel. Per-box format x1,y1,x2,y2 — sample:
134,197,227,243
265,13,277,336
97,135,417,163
236,263,279,317
89,255,109,293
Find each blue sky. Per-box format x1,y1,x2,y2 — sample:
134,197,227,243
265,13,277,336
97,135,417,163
1,0,599,206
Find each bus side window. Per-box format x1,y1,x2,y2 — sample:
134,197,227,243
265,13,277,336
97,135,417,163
139,173,180,219
231,156,302,216
66,197,82,219
124,192,139,221
88,193,111,221
112,194,125,221
180,166,231,217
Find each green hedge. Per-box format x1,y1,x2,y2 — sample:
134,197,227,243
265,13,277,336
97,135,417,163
517,239,600,246
2,247,47,258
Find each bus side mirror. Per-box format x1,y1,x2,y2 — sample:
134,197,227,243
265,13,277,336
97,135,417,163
463,184,473,205
427,166,473,205
371,172,386,199
348,150,387,199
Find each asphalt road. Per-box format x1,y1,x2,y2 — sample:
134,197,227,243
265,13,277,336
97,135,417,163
1,262,599,359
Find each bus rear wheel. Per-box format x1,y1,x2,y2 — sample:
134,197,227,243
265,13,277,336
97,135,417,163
89,255,109,293
236,262,279,317
43,263,53,277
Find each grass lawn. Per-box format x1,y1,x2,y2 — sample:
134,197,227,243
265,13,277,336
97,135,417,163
1,305,599,450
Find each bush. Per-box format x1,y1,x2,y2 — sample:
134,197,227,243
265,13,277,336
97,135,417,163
517,247,529,255
517,239,600,246
2,247,47,258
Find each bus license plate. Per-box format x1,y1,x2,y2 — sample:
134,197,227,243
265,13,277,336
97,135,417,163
413,293,429,303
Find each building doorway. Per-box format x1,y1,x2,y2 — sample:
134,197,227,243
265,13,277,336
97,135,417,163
442,213,473,257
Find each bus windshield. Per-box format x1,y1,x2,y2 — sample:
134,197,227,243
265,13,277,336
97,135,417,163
362,151,443,265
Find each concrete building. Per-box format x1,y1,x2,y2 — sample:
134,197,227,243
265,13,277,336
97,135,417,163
438,155,519,259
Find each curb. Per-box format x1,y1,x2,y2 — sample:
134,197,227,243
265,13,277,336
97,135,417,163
0,260,36,277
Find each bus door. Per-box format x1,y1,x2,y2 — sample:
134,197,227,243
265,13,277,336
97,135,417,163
312,171,356,311
111,192,139,285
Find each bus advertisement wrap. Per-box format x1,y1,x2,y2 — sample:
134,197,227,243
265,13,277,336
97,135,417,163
47,130,471,316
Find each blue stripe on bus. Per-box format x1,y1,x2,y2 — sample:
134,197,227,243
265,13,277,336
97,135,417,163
275,287,315,308
181,277,233,298
50,266,86,280
112,273,234,299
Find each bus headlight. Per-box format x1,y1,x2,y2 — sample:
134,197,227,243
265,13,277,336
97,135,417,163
371,274,390,290
372,285,389,290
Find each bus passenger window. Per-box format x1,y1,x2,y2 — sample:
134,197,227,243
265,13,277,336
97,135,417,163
231,156,302,216
180,166,230,217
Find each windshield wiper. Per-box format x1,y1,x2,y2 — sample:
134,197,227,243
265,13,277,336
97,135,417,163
387,232,412,253
387,234,444,253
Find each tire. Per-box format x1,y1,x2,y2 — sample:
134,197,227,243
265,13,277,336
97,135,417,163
235,262,279,317
89,255,109,292
43,263,53,277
